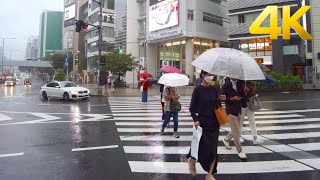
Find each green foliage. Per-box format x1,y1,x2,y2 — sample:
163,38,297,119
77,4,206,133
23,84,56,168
105,51,138,83
54,69,65,81
269,72,302,85
43,54,73,72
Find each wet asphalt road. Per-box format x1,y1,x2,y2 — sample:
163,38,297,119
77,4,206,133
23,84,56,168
0,76,320,180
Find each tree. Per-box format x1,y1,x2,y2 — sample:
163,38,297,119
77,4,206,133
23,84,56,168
43,54,73,73
105,51,138,83
54,69,65,81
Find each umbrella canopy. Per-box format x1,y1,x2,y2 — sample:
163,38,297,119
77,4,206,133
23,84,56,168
138,72,153,78
160,66,184,74
259,74,276,84
258,64,271,72
158,73,189,87
191,48,266,80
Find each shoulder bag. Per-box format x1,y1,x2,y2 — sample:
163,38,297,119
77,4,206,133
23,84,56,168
248,94,262,111
168,88,181,112
214,104,228,125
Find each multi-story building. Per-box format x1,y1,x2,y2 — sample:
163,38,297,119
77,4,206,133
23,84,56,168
25,36,39,60
227,0,306,80
146,0,229,84
86,0,115,72
115,0,143,87
307,0,320,85
38,10,63,58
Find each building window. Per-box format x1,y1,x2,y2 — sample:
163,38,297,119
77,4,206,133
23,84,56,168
208,0,222,4
188,10,194,21
103,0,115,10
238,14,244,23
203,12,223,26
239,38,273,56
103,27,114,38
103,13,114,24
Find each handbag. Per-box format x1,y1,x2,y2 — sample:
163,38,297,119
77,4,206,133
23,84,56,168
170,99,181,112
214,104,228,125
140,81,145,93
168,88,181,112
248,95,262,111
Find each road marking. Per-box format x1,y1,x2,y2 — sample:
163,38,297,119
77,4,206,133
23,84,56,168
0,152,24,158
123,146,271,154
290,143,320,151
128,160,313,174
16,113,61,124
245,132,320,140
72,145,118,152
0,113,12,122
297,158,320,170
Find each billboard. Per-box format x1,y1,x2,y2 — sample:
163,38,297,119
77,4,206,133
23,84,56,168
149,0,179,32
64,4,76,27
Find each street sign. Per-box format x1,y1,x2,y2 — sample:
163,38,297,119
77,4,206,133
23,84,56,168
64,57,69,63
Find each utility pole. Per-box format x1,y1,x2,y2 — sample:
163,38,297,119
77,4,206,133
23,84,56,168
93,0,103,85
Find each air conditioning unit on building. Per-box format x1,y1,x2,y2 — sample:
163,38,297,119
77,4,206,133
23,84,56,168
162,61,169,66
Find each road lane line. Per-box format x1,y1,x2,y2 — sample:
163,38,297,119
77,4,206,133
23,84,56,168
0,152,24,158
72,145,118,152
128,160,313,174
0,113,12,122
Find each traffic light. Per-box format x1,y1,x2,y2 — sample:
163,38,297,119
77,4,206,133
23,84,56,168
76,20,89,32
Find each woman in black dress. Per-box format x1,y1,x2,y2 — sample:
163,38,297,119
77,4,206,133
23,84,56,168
187,70,221,180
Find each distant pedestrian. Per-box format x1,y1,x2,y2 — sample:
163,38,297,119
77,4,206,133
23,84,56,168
160,84,165,120
110,78,115,93
221,78,248,160
141,77,150,103
161,86,180,138
187,70,222,179
195,71,204,86
240,81,263,144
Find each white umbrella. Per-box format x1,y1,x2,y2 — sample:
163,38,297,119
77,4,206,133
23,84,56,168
191,48,265,80
158,73,189,87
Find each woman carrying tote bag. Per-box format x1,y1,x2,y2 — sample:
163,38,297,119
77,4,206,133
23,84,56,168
187,70,222,180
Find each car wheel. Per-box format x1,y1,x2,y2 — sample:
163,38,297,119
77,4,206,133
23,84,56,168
63,92,70,101
42,92,48,100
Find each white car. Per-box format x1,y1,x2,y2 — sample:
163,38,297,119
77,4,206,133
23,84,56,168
40,81,90,101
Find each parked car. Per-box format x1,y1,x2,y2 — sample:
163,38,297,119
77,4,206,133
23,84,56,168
40,81,90,101
5,76,16,86
24,78,32,85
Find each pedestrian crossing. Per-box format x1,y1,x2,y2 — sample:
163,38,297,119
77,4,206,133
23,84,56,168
109,97,320,177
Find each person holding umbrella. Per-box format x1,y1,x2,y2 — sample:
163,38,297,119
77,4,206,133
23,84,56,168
186,70,221,180
139,73,152,103
158,73,189,138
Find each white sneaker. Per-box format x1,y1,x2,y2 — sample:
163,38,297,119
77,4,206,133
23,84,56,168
240,137,245,144
238,152,247,159
253,138,263,145
223,139,232,150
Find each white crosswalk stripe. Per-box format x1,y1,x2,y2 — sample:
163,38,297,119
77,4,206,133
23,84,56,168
109,96,320,176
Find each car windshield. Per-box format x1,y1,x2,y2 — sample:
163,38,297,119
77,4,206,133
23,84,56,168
61,82,78,87
6,78,13,81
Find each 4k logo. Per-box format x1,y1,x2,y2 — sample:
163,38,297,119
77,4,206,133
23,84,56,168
249,6,312,40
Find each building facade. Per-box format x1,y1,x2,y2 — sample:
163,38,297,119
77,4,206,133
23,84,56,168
38,10,63,58
86,0,115,72
308,0,320,85
25,36,39,60
145,0,229,84
227,0,306,80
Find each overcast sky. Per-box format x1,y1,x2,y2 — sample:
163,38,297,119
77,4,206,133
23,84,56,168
0,0,63,60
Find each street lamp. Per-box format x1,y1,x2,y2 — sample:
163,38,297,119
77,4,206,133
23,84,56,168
1,37,16,74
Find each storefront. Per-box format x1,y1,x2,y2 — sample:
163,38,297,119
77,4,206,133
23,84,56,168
155,38,221,78
239,37,273,65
